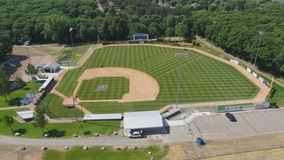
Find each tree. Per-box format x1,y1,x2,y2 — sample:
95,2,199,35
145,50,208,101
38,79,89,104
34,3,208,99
0,69,10,100
0,32,13,61
33,106,48,136
2,115,14,133
25,63,38,76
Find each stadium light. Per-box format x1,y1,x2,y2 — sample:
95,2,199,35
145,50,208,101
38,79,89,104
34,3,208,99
211,21,217,46
69,27,74,62
175,50,189,108
68,27,77,121
253,31,264,70
24,40,39,103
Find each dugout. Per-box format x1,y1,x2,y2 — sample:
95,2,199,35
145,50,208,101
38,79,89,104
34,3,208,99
123,110,164,136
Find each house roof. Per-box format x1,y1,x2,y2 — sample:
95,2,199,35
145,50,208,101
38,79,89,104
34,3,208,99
45,63,60,69
123,110,163,130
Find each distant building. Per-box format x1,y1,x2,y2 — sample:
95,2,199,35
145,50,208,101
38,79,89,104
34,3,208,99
37,63,60,73
133,33,149,41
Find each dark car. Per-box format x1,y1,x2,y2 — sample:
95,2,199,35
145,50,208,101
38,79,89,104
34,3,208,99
225,112,237,122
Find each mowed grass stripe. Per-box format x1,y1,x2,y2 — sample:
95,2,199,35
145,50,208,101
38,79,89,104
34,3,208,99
56,45,259,104
76,77,129,100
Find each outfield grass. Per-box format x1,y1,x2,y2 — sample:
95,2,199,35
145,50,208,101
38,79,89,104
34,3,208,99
43,145,169,160
56,45,259,106
77,77,129,100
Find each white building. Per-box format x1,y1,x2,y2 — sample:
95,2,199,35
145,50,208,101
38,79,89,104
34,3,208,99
123,110,164,136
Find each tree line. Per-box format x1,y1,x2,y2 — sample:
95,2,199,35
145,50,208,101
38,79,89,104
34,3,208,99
0,0,283,77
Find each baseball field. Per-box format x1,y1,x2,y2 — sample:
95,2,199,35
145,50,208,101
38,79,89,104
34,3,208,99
53,45,260,114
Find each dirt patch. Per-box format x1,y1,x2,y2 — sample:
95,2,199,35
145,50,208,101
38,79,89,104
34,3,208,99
163,144,188,160
9,45,63,82
0,145,43,160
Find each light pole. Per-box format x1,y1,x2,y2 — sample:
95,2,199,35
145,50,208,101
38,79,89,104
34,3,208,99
69,27,77,121
211,21,217,45
24,41,39,103
253,31,264,70
69,27,74,64
175,50,189,108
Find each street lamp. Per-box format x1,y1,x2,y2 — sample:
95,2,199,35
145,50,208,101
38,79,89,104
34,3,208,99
253,31,264,70
211,21,217,45
68,27,77,121
175,50,189,108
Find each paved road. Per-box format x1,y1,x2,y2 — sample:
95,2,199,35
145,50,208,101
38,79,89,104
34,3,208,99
0,125,190,147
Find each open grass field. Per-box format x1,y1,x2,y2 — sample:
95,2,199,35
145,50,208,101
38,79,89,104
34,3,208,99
43,145,169,160
41,94,83,118
77,77,129,100
55,45,259,112
0,109,120,138
0,81,42,107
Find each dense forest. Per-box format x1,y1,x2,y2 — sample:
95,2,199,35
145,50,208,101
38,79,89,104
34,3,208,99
0,0,283,77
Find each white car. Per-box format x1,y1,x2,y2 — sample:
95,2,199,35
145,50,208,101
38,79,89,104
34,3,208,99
128,130,144,138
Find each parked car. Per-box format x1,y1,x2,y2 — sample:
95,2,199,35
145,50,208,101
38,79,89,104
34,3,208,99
128,130,144,138
38,74,48,79
225,112,237,122
196,137,206,145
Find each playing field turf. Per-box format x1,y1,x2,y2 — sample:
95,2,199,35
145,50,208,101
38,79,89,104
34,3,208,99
76,77,129,100
56,45,259,105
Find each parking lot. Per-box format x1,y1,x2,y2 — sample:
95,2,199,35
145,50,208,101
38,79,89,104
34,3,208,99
188,108,284,140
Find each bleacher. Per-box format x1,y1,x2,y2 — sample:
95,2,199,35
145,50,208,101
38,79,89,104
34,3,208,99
20,93,35,106
162,107,180,119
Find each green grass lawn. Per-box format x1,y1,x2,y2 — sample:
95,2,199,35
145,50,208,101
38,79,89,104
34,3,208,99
81,101,169,114
56,45,259,107
77,77,129,100
0,81,42,107
40,94,83,118
0,109,120,138
43,145,169,160
268,82,284,107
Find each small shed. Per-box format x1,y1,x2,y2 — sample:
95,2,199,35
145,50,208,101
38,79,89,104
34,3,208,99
123,110,163,136
43,63,60,73
133,33,149,41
